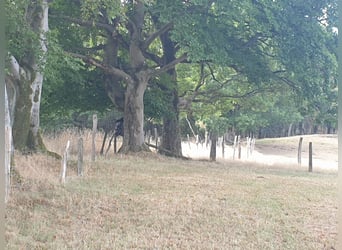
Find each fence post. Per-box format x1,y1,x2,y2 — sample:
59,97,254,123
210,132,218,161
246,137,250,158
114,136,118,153
298,137,303,166
221,136,225,158
4,85,12,202
147,130,151,144
233,135,237,160
205,131,209,148
60,140,70,184
91,114,97,161
78,138,83,176
308,142,313,172
251,138,255,155
154,127,158,148
238,135,241,159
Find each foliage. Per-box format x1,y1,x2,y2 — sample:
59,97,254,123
173,0,337,137
32,0,339,138
145,70,182,120
203,115,229,135
5,0,41,63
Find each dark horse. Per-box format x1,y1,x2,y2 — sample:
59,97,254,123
100,117,124,155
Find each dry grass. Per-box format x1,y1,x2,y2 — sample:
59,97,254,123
256,134,337,160
5,131,337,249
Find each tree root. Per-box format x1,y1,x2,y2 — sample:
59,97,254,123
145,142,190,160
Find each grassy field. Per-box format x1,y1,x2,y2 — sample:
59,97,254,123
5,131,337,249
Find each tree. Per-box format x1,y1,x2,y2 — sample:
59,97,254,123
50,0,186,153
5,85,12,202
149,13,183,157
41,59,115,130
204,116,229,161
48,0,337,155
5,0,49,152
176,0,337,139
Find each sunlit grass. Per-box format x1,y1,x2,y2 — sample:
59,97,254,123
5,131,337,249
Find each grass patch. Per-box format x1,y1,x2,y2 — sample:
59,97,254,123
6,150,337,249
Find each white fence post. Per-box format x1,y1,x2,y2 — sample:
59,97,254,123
91,114,97,161
233,135,237,160
60,140,70,184
5,85,12,202
78,138,83,176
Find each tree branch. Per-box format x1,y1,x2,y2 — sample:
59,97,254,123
194,63,208,92
272,70,301,91
67,52,132,83
194,87,274,102
79,44,106,52
9,56,20,80
50,14,116,33
142,51,163,65
277,76,301,90
205,63,220,83
152,53,188,76
142,22,173,50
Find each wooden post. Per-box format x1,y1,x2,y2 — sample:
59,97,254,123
308,142,313,172
210,132,218,161
186,116,196,137
287,123,293,137
60,140,70,184
147,130,151,144
4,85,12,202
238,135,241,159
205,131,209,148
77,138,83,176
154,127,158,148
99,131,107,155
91,114,97,161
105,134,114,155
114,136,117,153
246,137,250,158
251,138,255,155
298,137,303,166
233,135,237,160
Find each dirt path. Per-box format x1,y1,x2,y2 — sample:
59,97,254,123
182,134,338,171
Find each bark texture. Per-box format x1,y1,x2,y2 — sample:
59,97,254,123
120,74,150,153
5,85,12,202
159,30,183,157
6,0,48,152
103,31,125,111
210,132,218,161
66,0,187,153
119,0,150,153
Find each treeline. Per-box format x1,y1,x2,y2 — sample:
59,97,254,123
5,0,337,157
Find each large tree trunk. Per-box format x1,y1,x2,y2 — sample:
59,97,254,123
8,64,31,151
119,0,151,153
6,0,48,152
160,78,182,157
159,30,182,157
103,32,125,111
210,132,218,161
5,85,12,202
120,73,150,153
66,0,186,154
161,96,182,157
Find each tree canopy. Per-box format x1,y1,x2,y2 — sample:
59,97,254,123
5,0,337,154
